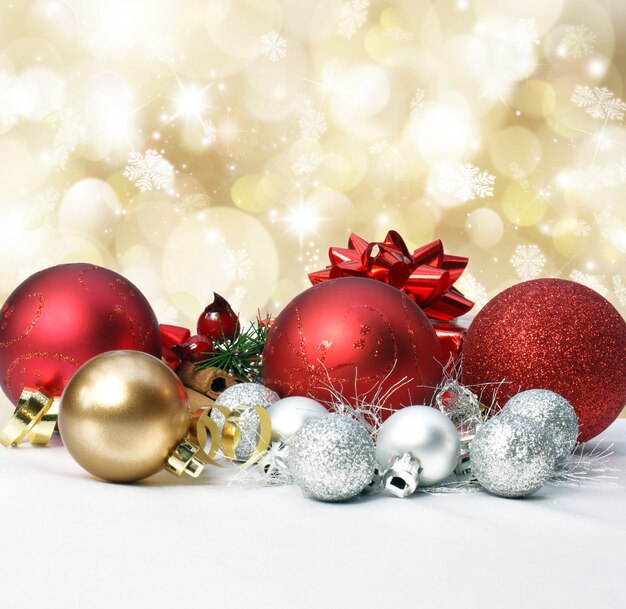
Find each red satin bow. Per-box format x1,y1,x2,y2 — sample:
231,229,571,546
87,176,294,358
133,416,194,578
308,231,473,321
160,324,190,371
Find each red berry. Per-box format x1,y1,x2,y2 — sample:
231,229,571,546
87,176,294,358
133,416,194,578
197,293,240,341
171,334,213,363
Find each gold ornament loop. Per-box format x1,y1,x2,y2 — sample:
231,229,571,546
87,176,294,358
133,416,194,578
0,388,54,447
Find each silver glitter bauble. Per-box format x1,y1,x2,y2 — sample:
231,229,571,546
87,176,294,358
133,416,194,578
268,396,327,443
287,415,376,502
375,406,460,495
501,389,578,467
471,415,558,498
210,383,279,461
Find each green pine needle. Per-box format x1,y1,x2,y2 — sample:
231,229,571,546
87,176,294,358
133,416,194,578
194,313,271,382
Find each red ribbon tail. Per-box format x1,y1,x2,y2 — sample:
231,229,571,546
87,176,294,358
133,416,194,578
160,324,191,370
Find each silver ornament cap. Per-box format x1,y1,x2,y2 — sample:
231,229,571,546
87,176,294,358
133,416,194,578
287,414,376,502
501,389,578,467
471,415,558,498
375,405,461,494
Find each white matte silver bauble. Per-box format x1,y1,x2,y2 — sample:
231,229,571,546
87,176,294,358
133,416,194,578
267,396,327,443
287,414,376,502
210,383,279,461
375,406,460,494
501,389,578,467
471,415,558,498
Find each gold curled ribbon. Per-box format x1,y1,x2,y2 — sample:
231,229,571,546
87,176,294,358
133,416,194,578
0,388,54,447
193,408,225,467
223,405,272,468
27,397,59,445
190,404,272,469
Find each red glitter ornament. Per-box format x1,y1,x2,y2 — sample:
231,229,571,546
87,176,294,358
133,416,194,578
462,278,626,442
262,277,443,419
0,263,161,403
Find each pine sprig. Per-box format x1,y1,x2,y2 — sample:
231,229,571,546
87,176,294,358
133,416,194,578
195,313,271,382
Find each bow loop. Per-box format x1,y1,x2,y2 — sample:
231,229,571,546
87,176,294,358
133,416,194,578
308,231,473,321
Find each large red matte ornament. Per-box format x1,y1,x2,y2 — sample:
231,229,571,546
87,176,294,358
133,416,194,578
0,263,161,403
462,278,626,442
262,277,443,419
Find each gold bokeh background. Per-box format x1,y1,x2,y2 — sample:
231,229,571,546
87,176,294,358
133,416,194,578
0,1,625,417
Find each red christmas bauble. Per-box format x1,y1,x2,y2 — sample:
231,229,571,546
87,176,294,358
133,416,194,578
262,277,443,419
461,278,626,442
0,263,162,403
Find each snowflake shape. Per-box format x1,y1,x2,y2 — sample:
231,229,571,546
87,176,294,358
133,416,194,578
509,162,531,189
569,270,608,297
299,109,327,141
437,163,495,202
123,149,174,192
612,276,626,307
221,248,253,282
175,193,210,217
456,272,488,310
337,0,369,40
0,72,28,128
49,109,83,169
143,37,177,63
565,164,619,191
571,86,626,122
510,244,546,280
367,140,389,155
291,152,322,175
594,209,622,240
617,157,626,183
384,27,414,41
0,70,12,93
410,89,425,120
34,188,61,214
260,31,287,62
559,24,596,59
512,18,539,53
203,120,217,145
227,286,247,312
572,218,591,238
79,24,132,61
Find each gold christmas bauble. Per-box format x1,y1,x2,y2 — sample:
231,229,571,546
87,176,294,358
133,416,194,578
58,350,191,482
